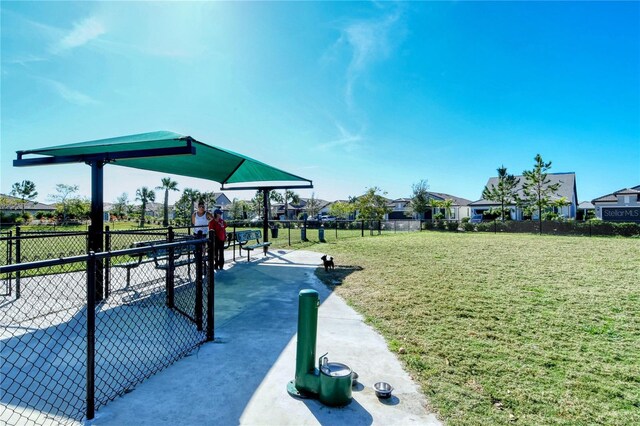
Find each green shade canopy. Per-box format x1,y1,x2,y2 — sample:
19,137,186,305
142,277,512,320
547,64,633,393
15,130,313,189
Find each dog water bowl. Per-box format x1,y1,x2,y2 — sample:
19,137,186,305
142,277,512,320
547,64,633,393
373,382,393,399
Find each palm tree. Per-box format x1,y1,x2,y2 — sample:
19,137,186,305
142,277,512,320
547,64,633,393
135,187,155,227
283,190,300,220
182,188,201,219
156,177,179,227
201,191,217,211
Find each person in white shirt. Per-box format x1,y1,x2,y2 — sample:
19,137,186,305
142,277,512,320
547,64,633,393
192,201,213,236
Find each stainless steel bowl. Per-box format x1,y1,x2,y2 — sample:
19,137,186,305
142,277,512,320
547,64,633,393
373,382,393,399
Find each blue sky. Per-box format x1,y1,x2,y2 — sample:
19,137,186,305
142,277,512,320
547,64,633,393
2,1,639,206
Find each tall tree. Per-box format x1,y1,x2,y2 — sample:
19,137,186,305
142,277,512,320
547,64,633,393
482,166,520,222
328,201,354,220
10,180,38,214
135,187,156,227
282,190,300,220
156,177,179,227
520,154,561,231
305,193,322,219
355,187,390,220
250,191,264,219
173,192,192,226
112,193,130,220
228,198,249,220
410,179,430,219
48,184,78,223
182,188,201,219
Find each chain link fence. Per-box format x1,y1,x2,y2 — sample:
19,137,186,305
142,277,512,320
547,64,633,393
1,236,214,425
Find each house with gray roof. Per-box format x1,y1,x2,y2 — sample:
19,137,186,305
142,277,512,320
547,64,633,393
592,185,640,222
469,172,578,220
0,194,57,214
389,193,472,220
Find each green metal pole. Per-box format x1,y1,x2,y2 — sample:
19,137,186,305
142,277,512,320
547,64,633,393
294,289,320,395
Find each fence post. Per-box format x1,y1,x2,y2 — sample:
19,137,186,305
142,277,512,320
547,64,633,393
86,251,96,421
233,223,237,261
288,221,291,246
7,230,13,296
195,232,203,331
15,226,21,299
104,225,111,299
166,227,175,309
361,220,364,237
494,220,497,234
379,220,382,235
206,230,215,341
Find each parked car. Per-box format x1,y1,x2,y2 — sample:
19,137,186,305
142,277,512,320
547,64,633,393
320,215,336,222
469,214,483,224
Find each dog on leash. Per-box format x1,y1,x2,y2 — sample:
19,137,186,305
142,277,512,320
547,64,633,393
321,255,335,272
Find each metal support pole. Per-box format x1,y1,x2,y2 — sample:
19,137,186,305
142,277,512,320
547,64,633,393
7,230,13,296
86,251,96,421
335,220,338,239
361,220,364,237
104,226,111,299
262,188,269,255
232,224,236,261
90,161,104,301
195,234,203,331
15,226,21,299
288,221,291,246
206,230,215,341
167,227,175,309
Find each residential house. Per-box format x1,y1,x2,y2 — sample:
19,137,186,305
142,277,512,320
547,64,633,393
275,198,331,220
592,185,640,222
389,193,472,220
469,172,578,220
0,194,57,215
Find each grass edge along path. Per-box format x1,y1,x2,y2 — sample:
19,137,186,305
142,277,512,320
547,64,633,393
311,232,639,426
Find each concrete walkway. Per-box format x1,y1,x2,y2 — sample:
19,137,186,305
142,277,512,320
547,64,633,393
89,249,440,426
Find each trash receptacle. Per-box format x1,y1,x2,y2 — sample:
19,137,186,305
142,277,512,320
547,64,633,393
271,226,279,238
318,226,325,242
301,227,307,241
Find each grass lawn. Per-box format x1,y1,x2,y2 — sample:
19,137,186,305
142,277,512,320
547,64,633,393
310,232,639,425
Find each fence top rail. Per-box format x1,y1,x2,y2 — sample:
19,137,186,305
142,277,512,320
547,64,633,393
0,231,89,241
105,230,168,236
0,236,209,274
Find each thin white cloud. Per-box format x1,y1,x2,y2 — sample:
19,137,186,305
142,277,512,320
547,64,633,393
317,123,363,152
51,17,106,54
45,79,99,106
338,10,403,108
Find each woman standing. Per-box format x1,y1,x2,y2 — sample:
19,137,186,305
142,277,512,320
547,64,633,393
192,201,213,237
208,209,227,270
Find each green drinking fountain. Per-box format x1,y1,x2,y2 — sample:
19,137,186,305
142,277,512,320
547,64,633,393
287,289,353,406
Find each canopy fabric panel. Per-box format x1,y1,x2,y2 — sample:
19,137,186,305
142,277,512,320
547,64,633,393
17,131,312,188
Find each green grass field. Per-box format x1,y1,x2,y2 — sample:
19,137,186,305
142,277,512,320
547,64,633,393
310,232,639,425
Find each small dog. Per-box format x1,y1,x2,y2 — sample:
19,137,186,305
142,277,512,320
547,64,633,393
321,255,335,272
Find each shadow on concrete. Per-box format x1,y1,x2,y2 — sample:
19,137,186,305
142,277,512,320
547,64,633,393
94,251,377,425
1,271,205,425
302,397,373,425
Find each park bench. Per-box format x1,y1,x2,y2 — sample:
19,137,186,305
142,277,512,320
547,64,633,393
112,239,196,287
235,230,271,262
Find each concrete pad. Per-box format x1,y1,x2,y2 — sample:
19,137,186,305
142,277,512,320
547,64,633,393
89,250,440,426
